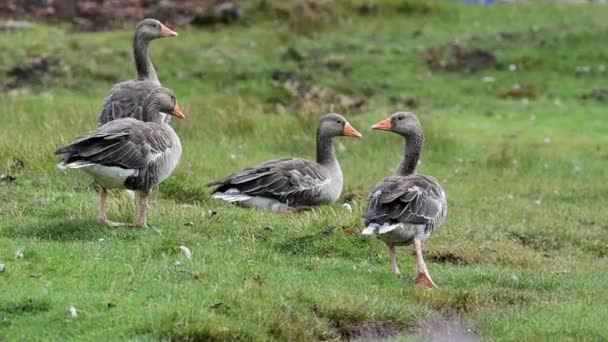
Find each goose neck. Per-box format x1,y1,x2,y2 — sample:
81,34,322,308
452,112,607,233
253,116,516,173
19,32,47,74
316,131,337,166
133,35,158,82
397,132,423,176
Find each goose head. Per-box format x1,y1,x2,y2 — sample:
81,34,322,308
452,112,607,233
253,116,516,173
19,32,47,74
144,87,185,121
318,113,362,139
371,112,422,137
136,18,178,40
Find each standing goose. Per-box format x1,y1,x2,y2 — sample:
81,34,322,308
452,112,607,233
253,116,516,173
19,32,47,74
56,87,185,227
98,18,177,126
362,112,447,288
207,113,362,212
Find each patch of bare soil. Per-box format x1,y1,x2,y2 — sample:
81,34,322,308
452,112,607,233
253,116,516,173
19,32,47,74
0,0,242,30
424,43,497,74
498,85,538,99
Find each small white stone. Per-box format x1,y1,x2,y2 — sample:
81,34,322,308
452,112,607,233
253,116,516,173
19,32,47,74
0,264,5,272
543,137,551,144
179,246,192,260
535,198,542,206
15,249,24,258
509,64,517,72
342,203,352,213
69,306,78,318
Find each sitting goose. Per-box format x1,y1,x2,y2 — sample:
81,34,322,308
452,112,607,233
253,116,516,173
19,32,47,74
55,87,184,227
362,112,447,288
98,18,177,126
207,113,362,212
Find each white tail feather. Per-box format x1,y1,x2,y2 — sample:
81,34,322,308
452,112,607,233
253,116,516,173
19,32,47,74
212,192,252,203
361,225,377,235
57,161,94,170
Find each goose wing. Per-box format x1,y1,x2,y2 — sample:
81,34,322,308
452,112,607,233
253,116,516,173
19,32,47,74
56,118,174,170
364,175,446,229
97,81,159,126
207,158,331,205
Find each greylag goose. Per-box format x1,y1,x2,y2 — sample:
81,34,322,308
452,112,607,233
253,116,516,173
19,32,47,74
362,112,447,288
207,113,362,212
97,18,177,126
55,87,185,227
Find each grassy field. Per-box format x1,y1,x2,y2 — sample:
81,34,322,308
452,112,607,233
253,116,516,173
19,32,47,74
1,1,608,340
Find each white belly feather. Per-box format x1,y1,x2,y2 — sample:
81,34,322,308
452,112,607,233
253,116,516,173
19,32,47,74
81,164,136,189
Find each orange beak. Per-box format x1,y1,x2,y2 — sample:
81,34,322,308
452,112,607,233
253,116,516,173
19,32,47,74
160,23,178,38
343,122,362,138
171,104,185,119
371,118,392,131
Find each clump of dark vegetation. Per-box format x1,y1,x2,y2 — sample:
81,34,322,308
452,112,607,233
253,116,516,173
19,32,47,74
507,231,563,252
3,55,65,91
427,249,471,265
329,319,408,341
424,43,497,74
580,89,608,103
0,299,50,316
279,226,336,256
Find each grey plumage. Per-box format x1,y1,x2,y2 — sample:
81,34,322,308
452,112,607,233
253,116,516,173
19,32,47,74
56,118,179,192
56,87,184,227
97,19,177,126
207,113,361,211
208,157,335,207
363,112,447,285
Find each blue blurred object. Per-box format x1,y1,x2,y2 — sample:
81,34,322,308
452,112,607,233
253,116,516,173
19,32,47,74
461,0,495,4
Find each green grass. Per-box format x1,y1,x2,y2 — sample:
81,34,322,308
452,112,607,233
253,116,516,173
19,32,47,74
1,1,608,340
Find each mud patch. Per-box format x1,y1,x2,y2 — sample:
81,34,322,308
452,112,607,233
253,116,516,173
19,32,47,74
3,55,65,91
424,44,497,73
498,85,538,99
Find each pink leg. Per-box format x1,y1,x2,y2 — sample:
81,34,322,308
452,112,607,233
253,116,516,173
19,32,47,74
414,238,437,288
136,192,149,228
96,187,127,228
388,245,401,276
